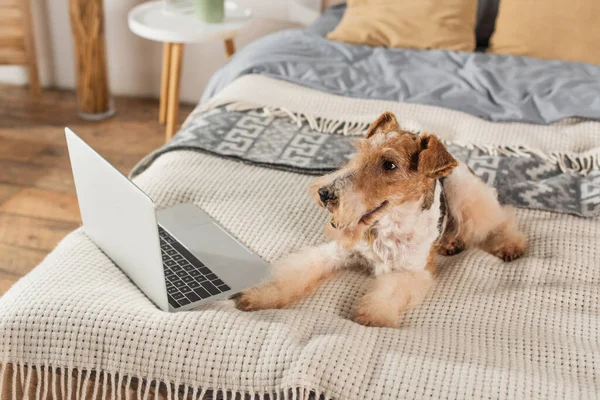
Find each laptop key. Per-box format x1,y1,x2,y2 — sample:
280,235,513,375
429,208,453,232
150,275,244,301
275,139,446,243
163,235,175,244
201,281,220,295
172,292,185,300
167,286,178,294
199,267,211,275
218,283,231,292
172,254,184,261
189,270,202,277
213,279,225,286
173,280,186,288
205,273,217,281
176,272,189,280
165,260,176,267
164,269,175,277
178,298,191,306
180,285,193,294
194,287,210,299
166,249,177,256
168,297,180,308
188,281,201,288
161,244,170,250
171,265,183,272
186,292,201,302
182,276,194,283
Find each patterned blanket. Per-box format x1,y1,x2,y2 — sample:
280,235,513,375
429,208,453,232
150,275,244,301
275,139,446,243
135,103,600,218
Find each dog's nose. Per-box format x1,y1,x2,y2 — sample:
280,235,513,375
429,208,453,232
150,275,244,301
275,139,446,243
318,187,336,204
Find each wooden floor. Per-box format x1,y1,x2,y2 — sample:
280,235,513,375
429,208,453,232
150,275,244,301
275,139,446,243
0,84,194,295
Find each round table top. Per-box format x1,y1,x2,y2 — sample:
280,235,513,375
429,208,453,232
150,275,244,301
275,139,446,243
128,0,253,43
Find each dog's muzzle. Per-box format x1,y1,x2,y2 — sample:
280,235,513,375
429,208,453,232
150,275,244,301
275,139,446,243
318,187,336,205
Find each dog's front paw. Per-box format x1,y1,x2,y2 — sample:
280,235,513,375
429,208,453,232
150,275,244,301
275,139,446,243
352,303,399,328
235,283,289,312
493,241,525,262
437,238,465,256
234,292,260,312
234,286,278,312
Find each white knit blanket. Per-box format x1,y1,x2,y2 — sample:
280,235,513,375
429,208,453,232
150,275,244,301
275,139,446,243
1,76,599,399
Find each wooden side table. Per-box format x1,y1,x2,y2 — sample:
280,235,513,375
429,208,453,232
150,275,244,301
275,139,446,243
128,0,253,142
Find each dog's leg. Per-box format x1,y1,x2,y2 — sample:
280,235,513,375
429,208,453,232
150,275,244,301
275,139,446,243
435,216,465,256
236,241,346,311
453,192,525,262
479,206,526,261
443,164,526,262
353,269,434,328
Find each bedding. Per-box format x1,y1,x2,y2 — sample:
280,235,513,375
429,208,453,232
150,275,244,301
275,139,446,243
203,29,600,125
2,75,600,399
2,8,600,400
326,0,478,51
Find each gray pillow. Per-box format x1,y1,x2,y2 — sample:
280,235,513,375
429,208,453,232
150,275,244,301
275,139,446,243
476,0,500,48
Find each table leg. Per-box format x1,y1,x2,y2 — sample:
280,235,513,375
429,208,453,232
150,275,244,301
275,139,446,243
159,42,172,124
224,38,235,59
165,43,183,142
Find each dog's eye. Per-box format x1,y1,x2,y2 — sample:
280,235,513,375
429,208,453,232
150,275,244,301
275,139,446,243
382,160,397,171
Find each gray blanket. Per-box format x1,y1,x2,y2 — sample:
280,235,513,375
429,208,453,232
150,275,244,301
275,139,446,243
202,10,600,124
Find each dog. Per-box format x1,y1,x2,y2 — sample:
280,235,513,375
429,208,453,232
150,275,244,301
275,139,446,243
235,112,526,328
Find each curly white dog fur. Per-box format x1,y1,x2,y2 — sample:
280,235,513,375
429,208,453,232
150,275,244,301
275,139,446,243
236,112,526,328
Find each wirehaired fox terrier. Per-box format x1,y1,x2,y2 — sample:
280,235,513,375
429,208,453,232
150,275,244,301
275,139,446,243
236,112,526,328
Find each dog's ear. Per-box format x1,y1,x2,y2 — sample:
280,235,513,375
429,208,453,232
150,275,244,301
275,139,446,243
418,134,458,178
365,112,399,138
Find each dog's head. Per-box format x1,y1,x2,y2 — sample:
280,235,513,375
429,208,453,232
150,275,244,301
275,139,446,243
311,112,458,246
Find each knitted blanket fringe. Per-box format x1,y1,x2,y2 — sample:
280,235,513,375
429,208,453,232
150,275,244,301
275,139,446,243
195,99,600,176
0,363,329,400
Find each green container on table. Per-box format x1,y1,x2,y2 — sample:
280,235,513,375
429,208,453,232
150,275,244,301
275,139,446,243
196,0,225,23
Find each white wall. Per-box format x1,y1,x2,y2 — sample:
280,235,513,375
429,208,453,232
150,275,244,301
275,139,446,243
0,0,311,103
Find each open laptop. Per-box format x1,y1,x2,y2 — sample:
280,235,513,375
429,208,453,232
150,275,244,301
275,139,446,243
65,128,270,312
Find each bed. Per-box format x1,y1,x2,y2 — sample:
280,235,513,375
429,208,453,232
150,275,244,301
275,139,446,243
1,3,600,399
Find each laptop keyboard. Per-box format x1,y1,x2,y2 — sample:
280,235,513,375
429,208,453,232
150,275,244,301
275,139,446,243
159,226,231,309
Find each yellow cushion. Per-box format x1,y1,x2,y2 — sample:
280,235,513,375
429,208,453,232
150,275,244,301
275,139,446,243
489,0,600,65
327,0,478,51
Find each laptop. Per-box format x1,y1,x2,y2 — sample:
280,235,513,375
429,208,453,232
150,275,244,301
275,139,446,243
65,128,270,312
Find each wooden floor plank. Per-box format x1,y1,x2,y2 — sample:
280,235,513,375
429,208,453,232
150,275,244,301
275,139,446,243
0,213,78,251
0,135,146,177
0,243,47,278
0,187,80,223
1,159,75,193
0,123,166,156
0,276,19,296
0,135,49,162
0,183,19,204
